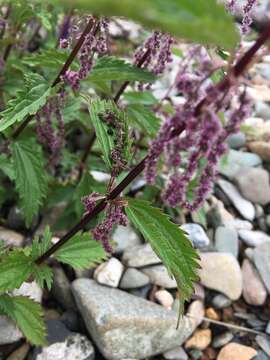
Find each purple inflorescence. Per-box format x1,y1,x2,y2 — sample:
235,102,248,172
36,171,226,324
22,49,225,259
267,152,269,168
133,31,173,88
145,45,253,212
92,204,127,252
61,16,110,91
242,0,256,34
36,92,66,165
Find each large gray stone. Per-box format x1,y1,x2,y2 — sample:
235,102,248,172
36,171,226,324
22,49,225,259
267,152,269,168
72,279,193,360
254,243,270,293
234,167,270,205
217,179,255,221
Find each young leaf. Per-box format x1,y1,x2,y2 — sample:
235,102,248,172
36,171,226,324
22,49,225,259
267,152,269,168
11,138,49,227
0,154,15,180
31,226,52,259
56,0,238,48
0,250,33,292
126,198,200,314
0,73,53,132
54,232,107,269
86,98,131,170
32,264,54,290
88,56,156,83
127,104,160,137
0,294,46,345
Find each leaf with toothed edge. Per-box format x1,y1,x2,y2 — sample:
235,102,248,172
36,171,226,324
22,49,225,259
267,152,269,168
125,198,200,319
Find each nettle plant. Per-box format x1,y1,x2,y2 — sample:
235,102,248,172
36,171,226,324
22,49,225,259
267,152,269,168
0,0,268,345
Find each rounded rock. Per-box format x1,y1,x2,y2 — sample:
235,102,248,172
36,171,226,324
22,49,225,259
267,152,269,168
242,259,267,306
94,257,124,288
217,343,257,360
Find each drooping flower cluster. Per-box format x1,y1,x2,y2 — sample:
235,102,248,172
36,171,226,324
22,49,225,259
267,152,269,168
60,16,110,91
36,91,65,166
82,193,127,252
145,46,252,212
133,31,173,88
227,0,257,34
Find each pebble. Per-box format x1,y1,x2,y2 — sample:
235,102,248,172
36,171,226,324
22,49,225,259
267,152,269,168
254,243,270,293
212,332,234,348
35,333,95,360
180,223,210,249
199,252,242,300
256,335,270,358
186,300,205,330
234,167,270,205
215,226,239,257
225,219,253,231
51,266,76,309
193,283,205,300
185,329,212,351
255,204,265,218
266,321,270,335
0,227,24,247
94,257,124,288
207,201,234,229
112,224,142,253
244,247,255,261
120,268,150,289
239,229,270,247
212,294,232,309
248,141,270,162
255,100,270,120
0,316,23,345
142,265,177,288
122,243,161,267
6,343,30,360
7,206,26,231
72,279,194,359
242,259,267,306
163,346,188,360
227,132,246,149
154,289,174,309
13,281,42,303
217,179,255,221
206,307,220,321
217,343,257,360
254,350,270,360
219,149,262,180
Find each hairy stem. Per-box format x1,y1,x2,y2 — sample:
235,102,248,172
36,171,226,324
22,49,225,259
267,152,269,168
11,16,96,139
35,24,270,265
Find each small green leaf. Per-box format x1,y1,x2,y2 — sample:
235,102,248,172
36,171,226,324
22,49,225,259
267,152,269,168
0,294,46,345
126,198,200,314
86,98,131,170
32,264,53,290
127,104,160,137
0,73,53,132
31,226,52,259
88,56,156,83
23,50,78,70
56,0,238,48
54,232,107,269
11,138,49,227
0,250,33,292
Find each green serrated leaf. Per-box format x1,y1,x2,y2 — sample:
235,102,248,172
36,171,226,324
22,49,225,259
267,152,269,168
32,264,53,290
127,104,160,137
54,232,107,269
0,250,33,291
126,198,200,315
86,98,131,170
0,294,46,345
124,91,158,105
88,56,156,83
0,154,15,180
23,49,77,70
11,138,49,227
56,0,238,48
0,73,53,132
